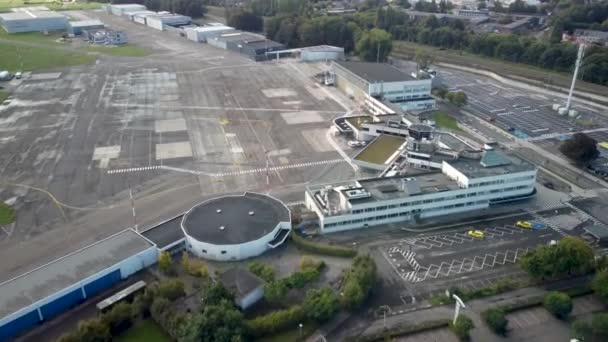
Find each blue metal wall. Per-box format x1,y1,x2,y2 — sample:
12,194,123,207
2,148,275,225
0,310,40,342
40,288,84,321
84,268,121,298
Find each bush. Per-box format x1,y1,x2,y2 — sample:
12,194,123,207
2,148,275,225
248,261,276,282
291,233,357,257
245,305,307,338
592,270,608,304
450,315,474,341
340,255,377,310
156,279,185,301
264,280,290,303
572,313,608,342
150,297,189,340
304,287,339,323
158,251,175,276
482,307,508,335
346,319,450,342
57,318,111,342
543,291,573,319
101,302,135,335
181,252,209,278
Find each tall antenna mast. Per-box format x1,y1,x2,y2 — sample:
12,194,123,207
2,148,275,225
565,43,585,111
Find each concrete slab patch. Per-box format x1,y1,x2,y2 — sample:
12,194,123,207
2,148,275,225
268,149,291,157
262,88,297,98
283,101,302,106
281,111,324,125
156,141,193,160
155,118,187,133
306,85,328,101
302,128,334,152
92,145,121,169
28,72,62,81
225,133,244,153
279,156,289,165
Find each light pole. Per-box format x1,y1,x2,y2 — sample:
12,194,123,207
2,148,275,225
452,294,466,325
299,323,303,339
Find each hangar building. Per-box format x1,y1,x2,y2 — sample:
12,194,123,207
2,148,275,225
105,4,147,16
0,229,157,341
185,25,236,42
68,20,105,35
332,61,435,111
181,192,291,261
0,10,68,33
146,13,191,31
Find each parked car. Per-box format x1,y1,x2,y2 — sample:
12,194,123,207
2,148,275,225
347,141,359,148
516,221,532,229
532,223,546,230
14,71,22,79
467,230,485,239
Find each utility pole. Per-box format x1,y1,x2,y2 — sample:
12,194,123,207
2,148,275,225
565,43,585,111
128,181,138,233
376,42,381,63
452,294,466,325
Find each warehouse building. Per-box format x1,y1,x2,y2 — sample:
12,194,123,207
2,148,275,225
0,229,157,341
332,61,435,112
146,13,191,31
234,39,286,61
181,192,291,261
105,4,147,16
0,10,68,33
300,45,344,62
185,25,236,42
128,11,157,24
207,31,265,50
306,148,536,233
219,268,265,309
68,20,104,35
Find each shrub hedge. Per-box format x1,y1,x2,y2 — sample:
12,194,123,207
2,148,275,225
245,305,307,338
291,233,357,257
346,319,450,342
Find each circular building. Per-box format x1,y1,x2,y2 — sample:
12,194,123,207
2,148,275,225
181,192,291,261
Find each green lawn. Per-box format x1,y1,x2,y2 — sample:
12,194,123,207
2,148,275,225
0,202,15,225
433,112,461,131
0,41,95,71
0,29,65,45
81,45,149,57
0,90,8,103
115,320,170,342
255,321,319,342
354,135,406,165
0,0,102,12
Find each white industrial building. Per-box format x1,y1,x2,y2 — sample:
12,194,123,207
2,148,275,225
332,61,435,112
128,11,157,24
0,10,68,33
306,148,536,233
105,4,147,16
181,192,291,261
68,20,105,35
300,45,345,61
185,25,236,42
146,13,191,31
0,229,157,341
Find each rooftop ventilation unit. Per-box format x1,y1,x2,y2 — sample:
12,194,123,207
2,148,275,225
219,226,225,230
216,209,222,213
249,211,255,216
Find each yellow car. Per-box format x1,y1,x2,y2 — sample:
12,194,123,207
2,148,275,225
516,221,532,229
467,230,485,239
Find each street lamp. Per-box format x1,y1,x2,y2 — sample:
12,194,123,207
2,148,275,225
299,323,303,339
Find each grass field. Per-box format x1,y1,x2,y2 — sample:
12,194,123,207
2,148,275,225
0,41,95,71
0,29,65,45
392,41,608,97
116,321,170,342
81,44,149,57
0,202,15,225
255,321,319,342
0,0,102,12
0,90,8,103
433,111,461,131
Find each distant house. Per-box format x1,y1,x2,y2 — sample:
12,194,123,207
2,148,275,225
573,29,608,46
218,268,265,310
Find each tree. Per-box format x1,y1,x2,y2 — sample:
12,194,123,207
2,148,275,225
76,319,112,342
184,299,246,342
572,313,608,342
478,1,487,10
559,133,600,166
249,261,275,282
400,0,412,9
157,279,186,300
520,236,595,279
592,270,608,304
264,280,289,303
304,288,339,322
201,280,234,306
227,10,264,32
356,28,393,62
544,291,573,319
448,91,468,106
415,48,434,71
450,314,474,341
340,279,364,310
182,253,209,278
101,302,134,335
158,251,174,276
483,307,508,335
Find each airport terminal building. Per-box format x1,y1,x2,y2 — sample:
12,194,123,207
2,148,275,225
181,192,292,261
306,149,537,233
332,61,435,111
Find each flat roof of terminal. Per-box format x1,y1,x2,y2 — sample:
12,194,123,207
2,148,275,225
358,173,460,201
354,135,406,165
336,61,416,83
181,192,290,245
0,229,153,319
449,150,535,178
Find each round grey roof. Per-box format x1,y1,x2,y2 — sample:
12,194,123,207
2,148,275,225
181,192,290,245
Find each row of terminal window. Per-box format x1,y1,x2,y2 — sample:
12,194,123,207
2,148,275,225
326,200,487,228
349,185,531,215
200,249,227,255
472,175,534,187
